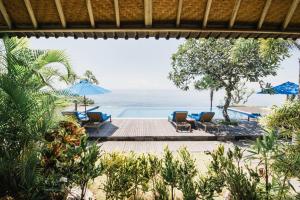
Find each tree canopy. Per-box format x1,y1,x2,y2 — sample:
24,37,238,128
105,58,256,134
169,38,290,122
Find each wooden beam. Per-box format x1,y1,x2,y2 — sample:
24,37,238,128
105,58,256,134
114,0,120,27
86,0,95,28
282,0,300,30
176,0,183,27
55,0,66,28
144,0,152,27
203,0,212,28
257,0,272,29
0,0,11,29
113,0,120,28
24,0,37,28
0,28,299,38
229,0,241,28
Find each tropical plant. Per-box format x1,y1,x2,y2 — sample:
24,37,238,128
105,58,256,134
68,137,104,200
261,101,300,142
147,154,162,200
177,147,198,200
272,143,300,200
102,152,135,199
196,175,222,200
41,120,86,197
82,70,99,85
207,145,261,200
161,146,179,200
169,38,290,122
129,153,151,200
0,36,74,198
154,179,169,200
248,132,278,200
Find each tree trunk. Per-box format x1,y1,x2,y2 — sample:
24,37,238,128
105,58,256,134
80,182,87,200
210,89,214,112
171,185,174,200
223,89,232,122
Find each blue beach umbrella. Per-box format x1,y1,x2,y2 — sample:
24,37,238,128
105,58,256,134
258,81,298,99
64,80,111,113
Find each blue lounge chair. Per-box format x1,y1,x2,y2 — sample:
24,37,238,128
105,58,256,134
84,112,112,130
61,106,101,125
168,111,191,132
87,112,112,123
247,113,261,121
189,112,219,132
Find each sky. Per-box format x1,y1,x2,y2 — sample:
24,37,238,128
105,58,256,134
29,38,300,91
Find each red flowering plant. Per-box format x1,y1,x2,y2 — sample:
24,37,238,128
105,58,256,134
41,119,87,197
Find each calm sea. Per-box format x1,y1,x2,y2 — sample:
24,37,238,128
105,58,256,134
86,89,287,118
91,89,286,108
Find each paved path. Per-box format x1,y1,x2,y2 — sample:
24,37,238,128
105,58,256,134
87,119,263,141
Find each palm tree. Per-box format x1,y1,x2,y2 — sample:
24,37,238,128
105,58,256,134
82,70,99,84
0,36,74,198
0,37,76,90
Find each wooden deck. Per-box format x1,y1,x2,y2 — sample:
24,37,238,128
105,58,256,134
87,119,263,141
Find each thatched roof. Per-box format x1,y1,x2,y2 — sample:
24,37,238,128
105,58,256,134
0,0,299,39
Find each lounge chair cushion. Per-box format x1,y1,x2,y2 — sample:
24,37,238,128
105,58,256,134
76,112,87,120
87,112,111,122
189,112,215,122
169,111,188,122
189,113,205,121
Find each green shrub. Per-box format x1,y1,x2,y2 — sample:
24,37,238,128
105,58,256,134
161,147,179,200
261,101,300,142
207,145,261,200
177,147,198,200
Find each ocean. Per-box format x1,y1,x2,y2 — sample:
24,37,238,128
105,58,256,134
87,89,287,118
91,89,286,107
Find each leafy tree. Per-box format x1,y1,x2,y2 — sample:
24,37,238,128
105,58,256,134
83,70,99,85
169,38,289,122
